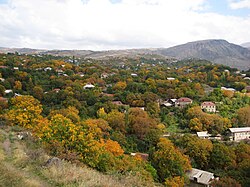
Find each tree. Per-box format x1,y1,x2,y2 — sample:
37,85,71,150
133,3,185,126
5,95,42,129
151,138,191,183
32,86,43,100
211,177,241,187
179,135,213,169
128,108,158,139
113,81,127,91
237,106,250,127
165,176,185,187
14,80,22,91
210,143,236,170
189,118,202,131
106,110,126,133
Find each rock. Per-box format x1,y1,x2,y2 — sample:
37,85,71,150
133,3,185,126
44,157,61,167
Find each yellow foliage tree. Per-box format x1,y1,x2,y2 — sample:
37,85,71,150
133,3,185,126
5,95,42,129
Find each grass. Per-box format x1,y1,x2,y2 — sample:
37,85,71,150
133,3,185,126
0,126,157,187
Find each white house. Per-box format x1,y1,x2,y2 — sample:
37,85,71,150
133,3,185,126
201,102,216,113
187,168,215,187
229,127,250,141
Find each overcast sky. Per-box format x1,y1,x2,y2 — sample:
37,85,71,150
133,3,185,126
0,0,250,50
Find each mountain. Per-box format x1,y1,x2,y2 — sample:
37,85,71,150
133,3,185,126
156,40,250,70
241,42,250,49
1,39,250,70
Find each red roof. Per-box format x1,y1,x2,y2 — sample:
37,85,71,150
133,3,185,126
201,102,215,106
177,97,192,102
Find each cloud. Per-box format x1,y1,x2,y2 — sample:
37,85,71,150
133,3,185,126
0,0,249,50
229,0,250,9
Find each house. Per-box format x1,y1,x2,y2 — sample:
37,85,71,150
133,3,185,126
101,73,109,79
44,67,52,71
167,77,175,81
201,102,216,113
197,131,211,139
175,97,192,108
131,73,138,77
4,89,13,94
221,87,236,92
187,168,215,187
228,127,250,141
161,99,177,107
83,83,95,89
197,131,222,140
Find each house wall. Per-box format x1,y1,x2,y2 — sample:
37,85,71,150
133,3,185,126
201,105,216,113
233,131,250,141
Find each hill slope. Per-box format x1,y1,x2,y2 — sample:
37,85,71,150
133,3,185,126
0,126,154,187
156,40,250,70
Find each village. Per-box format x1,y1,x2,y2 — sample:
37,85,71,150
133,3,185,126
0,53,250,187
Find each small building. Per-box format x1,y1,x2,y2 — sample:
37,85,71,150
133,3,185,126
44,67,52,71
83,83,95,89
221,87,236,92
4,89,13,94
175,97,192,108
197,131,222,140
187,168,215,187
197,131,211,139
161,99,177,107
201,102,216,113
167,77,175,81
229,127,250,141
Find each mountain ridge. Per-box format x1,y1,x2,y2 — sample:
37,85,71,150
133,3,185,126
1,39,250,70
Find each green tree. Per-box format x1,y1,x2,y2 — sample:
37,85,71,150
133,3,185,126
151,138,191,183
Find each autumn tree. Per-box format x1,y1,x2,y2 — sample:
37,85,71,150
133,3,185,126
151,138,191,183
106,110,126,133
128,108,158,139
5,95,42,129
237,106,250,127
178,135,213,169
211,177,241,187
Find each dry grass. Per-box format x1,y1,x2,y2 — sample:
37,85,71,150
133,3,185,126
0,126,157,187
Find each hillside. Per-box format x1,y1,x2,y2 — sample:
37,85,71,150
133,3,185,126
0,126,154,187
156,40,250,70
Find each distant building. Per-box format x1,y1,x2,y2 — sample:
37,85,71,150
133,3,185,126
229,127,250,141
221,87,236,92
161,99,177,107
187,168,215,187
83,83,95,89
201,102,216,113
167,77,175,81
4,89,13,94
175,97,192,108
44,67,52,71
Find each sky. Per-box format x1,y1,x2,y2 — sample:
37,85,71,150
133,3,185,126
0,0,250,50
